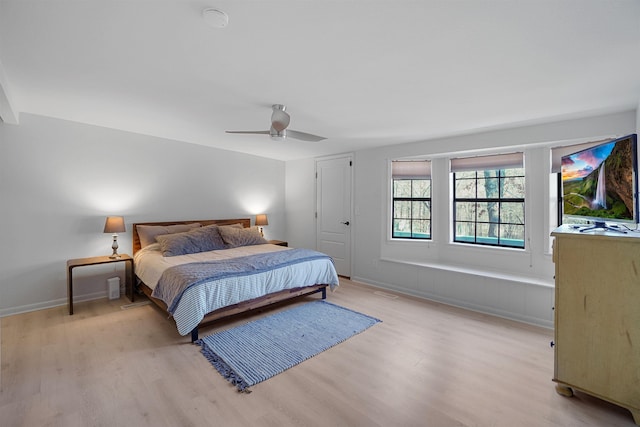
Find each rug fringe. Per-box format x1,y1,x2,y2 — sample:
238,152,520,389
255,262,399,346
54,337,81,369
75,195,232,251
195,339,251,392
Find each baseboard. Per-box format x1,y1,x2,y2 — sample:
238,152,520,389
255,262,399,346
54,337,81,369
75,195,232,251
0,290,109,318
350,275,554,330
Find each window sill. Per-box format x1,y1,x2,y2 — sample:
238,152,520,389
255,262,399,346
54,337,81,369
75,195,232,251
380,257,554,288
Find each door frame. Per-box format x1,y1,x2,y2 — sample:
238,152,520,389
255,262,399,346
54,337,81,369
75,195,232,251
315,153,354,278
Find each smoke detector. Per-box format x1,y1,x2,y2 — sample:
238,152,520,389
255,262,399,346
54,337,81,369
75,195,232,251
202,8,229,28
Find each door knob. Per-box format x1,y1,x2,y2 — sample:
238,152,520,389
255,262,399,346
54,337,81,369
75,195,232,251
341,221,350,226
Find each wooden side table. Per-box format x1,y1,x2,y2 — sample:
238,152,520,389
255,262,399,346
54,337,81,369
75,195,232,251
268,240,288,247
66,254,134,315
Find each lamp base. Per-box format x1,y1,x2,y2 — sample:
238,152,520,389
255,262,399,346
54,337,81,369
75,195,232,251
110,234,120,259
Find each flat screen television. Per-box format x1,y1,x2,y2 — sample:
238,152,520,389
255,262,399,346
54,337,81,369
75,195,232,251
560,133,638,232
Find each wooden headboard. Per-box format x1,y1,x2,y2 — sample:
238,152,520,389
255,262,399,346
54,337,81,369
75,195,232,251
132,218,251,255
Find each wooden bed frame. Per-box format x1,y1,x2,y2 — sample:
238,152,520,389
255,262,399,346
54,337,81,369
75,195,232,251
132,218,328,342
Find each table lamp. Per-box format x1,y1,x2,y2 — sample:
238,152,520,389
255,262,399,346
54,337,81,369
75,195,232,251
255,214,268,237
104,216,126,258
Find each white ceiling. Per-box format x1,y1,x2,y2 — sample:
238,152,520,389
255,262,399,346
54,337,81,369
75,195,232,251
1,0,639,161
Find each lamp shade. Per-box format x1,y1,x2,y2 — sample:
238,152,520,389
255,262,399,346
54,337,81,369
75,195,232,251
103,216,126,233
255,214,269,226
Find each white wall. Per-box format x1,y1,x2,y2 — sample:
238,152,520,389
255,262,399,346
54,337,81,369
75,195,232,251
0,114,286,316
286,110,637,328
2,109,637,323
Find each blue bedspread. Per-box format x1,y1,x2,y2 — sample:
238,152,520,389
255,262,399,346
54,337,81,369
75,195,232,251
152,248,334,314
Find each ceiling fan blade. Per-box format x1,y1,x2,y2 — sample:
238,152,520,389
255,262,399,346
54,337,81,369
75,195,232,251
271,106,290,132
226,105,325,142
225,130,270,135
287,130,327,142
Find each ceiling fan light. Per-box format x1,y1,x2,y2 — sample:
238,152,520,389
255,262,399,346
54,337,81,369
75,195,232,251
270,105,290,132
202,8,229,28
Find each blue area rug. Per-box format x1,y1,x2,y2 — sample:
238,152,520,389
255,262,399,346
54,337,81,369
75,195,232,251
196,300,381,392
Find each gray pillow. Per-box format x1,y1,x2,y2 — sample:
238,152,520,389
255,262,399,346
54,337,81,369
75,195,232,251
218,223,244,230
156,225,226,257
137,223,201,248
218,226,268,247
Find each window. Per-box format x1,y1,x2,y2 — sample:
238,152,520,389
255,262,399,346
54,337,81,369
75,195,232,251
392,160,431,239
451,153,525,248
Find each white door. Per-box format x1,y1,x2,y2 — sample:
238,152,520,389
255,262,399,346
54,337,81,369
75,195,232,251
316,156,352,277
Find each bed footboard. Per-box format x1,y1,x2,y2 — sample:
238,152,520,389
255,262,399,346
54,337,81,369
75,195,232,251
189,284,328,342
138,280,329,342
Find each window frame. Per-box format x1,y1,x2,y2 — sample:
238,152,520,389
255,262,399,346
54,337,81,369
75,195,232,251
451,153,525,249
391,160,432,240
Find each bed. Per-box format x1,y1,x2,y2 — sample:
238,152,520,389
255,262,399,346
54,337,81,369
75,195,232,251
132,218,339,341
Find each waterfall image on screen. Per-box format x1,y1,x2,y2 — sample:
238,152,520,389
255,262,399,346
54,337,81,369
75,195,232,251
561,134,637,224
593,163,606,209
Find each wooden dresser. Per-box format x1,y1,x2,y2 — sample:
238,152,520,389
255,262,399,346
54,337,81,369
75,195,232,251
551,225,640,425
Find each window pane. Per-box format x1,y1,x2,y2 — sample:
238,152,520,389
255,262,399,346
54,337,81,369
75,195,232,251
455,179,476,198
455,221,475,242
478,175,499,198
476,201,499,222
483,170,499,178
501,176,525,198
500,167,524,177
412,201,431,219
412,180,431,198
394,180,411,197
412,220,430,238
393,219,411,237
455,202,476,221
394,201,411,218
500,224,525,247
477,222,497,238
456,170,476,179
500,202,525,224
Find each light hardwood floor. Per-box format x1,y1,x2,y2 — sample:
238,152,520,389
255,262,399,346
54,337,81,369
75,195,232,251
1,279,636,427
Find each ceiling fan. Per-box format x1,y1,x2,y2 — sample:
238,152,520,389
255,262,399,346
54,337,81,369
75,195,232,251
226,104,327,142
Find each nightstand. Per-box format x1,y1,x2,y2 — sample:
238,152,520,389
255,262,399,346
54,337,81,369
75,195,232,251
66,254,134,315
268,240,288,247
